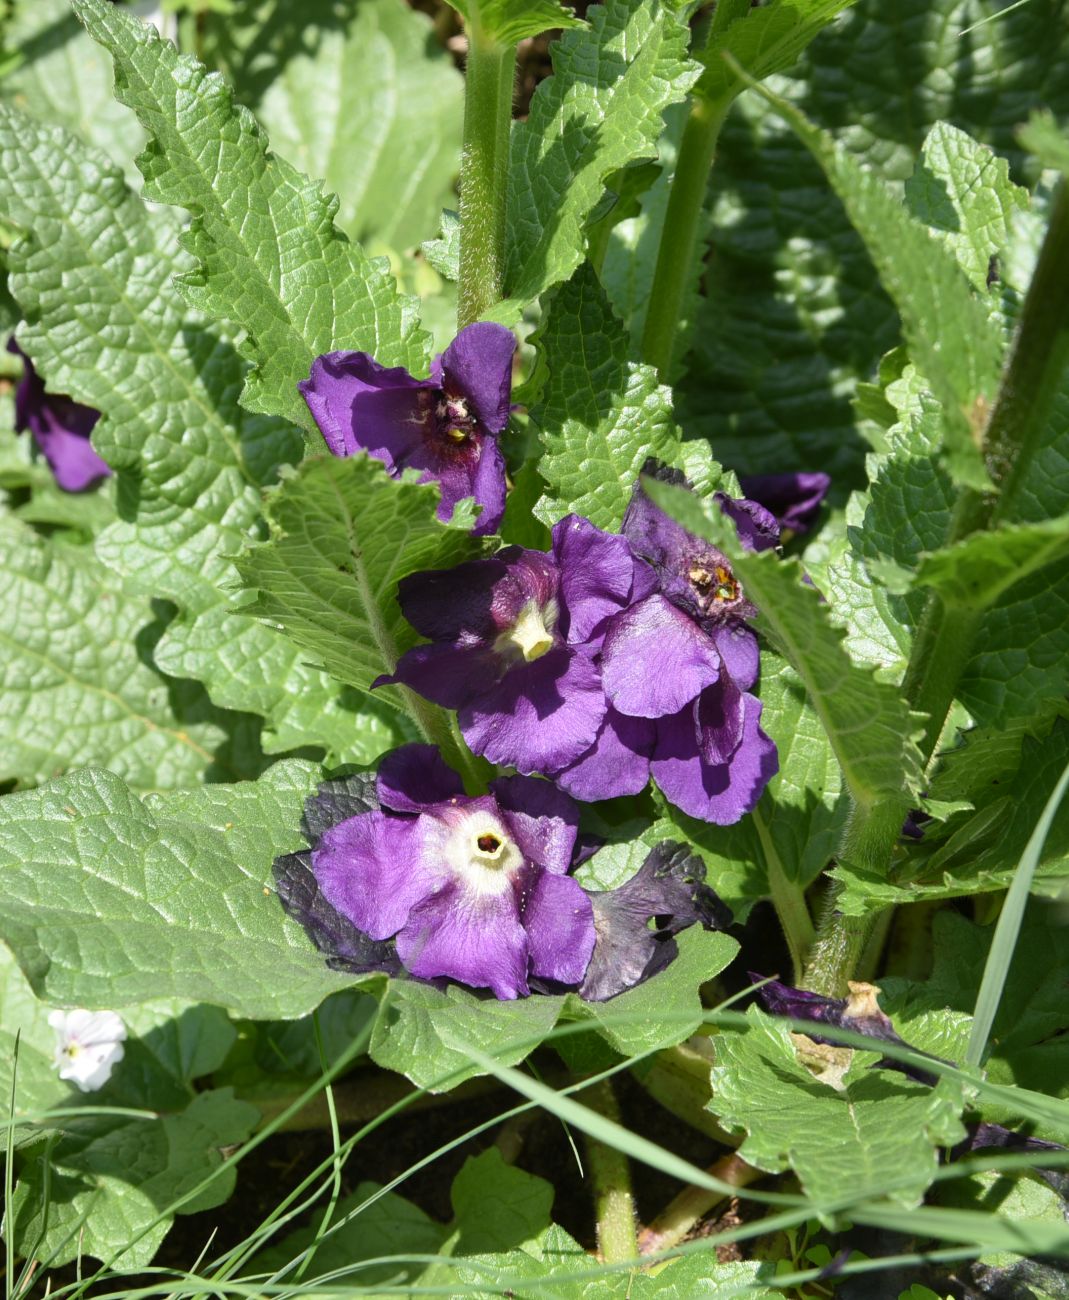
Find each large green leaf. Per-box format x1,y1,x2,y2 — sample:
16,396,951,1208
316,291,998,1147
708,1007,965,1207
0,763,361,1019
503,0,699,310
530,265,681,530
73,0,428,429
222,0,463,250
0,518,259,792
448,0,584,44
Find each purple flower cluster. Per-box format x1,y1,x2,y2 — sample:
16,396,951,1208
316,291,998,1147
7,339,109,491
274,746,729,1002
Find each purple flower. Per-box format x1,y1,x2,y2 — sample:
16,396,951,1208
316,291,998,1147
298,744,595,1000
7,339,109,492
555,466,779,825
380,516,653,774
739,472,830,536
299,322,516,536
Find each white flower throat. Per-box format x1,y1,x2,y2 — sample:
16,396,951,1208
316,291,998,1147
497,597,559,664
441,809,524,894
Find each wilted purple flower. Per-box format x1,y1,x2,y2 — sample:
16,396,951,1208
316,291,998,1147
739,472,830,536
555,466,779,825
379,516,653,773
7,339,109,492
300,322,515,536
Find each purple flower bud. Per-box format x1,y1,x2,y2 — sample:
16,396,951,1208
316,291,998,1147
299,322,516,536
738,472,830,536
7,338,110,492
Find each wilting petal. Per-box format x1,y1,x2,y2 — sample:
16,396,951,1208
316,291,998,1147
522,870,595,985
492,774,580,874
313,812,437,940
553,515,638,646
301,773,380,845
380,642,502,710
711,623,760,693
714,493,780,553
602,594,721,718
461,648,607,772
377,743,466,814
553,708,655,802
652,693,777,824
396,881,529,999
433,321,516,435
299,350,430,462
740,472,830,535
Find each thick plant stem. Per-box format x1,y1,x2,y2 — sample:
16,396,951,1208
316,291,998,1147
457,24,516,329
581,1078,639,1265
638,1152,761,1255
754,808,815,982
640,93,729,375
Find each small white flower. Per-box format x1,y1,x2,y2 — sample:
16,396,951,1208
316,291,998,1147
48,1009,127,1093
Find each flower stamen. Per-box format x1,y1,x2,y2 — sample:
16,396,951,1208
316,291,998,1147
498,598,558,663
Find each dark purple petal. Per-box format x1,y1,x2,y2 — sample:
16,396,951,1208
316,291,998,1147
651,692,778,824
522,869,595,985
299,350,430,462
622,472,694,580
460,647,607,772
377,743,465,814
491,774,580,874
553,708,655,802
552,515,638,646
432,322,516,435
696,678,745,766
313,812,437,940
379,642,502,710
601,594,721,718
467,435,507,536
395,881,529,999
711,623,760,692
740,472,830,535
714,493,780,553
580,842,732,1001
397,549,557,643
8,339,109,492
301,772,380,846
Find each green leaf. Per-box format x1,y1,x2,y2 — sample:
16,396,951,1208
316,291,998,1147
530,265,681,530
1019,109,1069,176
10,1088,259,1269
0,99,403,764
0,518,257,792
232,0,463,250
910,515,1069,610
0,942,69,1119
448,1149,555,1256
905,122,1029,293
235,455,481,703
0,763,364,1019
0,0,145,182
448,0,584,44
746,77,1003,490
504,0,700,310
423,209,461,282
643,478,923,810
708,1007,966,1207
73,0,429,429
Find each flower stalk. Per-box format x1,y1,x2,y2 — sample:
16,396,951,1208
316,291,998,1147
581,1078,640,1266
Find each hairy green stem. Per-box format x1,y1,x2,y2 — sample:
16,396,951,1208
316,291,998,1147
754,808,815,982
457,22,516,329
638,1151,761,1255
581,1078,639,1265
631,1043,735,1143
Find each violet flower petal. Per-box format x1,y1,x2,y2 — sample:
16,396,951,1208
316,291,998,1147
380,642,502,710
491,774,580,874
397,549,555,643
467,435,508,536
740,472,830,535
9,339,109,491
553,708,655,803
711,623,760,693
432,321,516,435
395,881,530,999
523,869,596,985
460,647,607,772
299,350,431,461
552,514,639,646
601,594,722,719
696,677,745,767
377,743,465,814
714,493,781,553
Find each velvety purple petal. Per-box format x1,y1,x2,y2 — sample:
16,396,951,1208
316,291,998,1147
553,515,638,647
433,433,505,536
601,595,721,718
299,351,431,462
434,322,516,435
652,692,778,824
395,881,529,999
621,472,693,575
553,709,654,802
696,678,744,766
34,424,110,492
715,493,780,553
711,623,760,692
379,642,502,709
313,812,437,939
397,549,556,643
740,472,830,535
461,647,607,772
377,743,465,814
522,869,595,985
491,774,580,874
9,340,109,491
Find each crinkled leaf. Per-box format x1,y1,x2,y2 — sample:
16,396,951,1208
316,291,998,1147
73,0,428,429
531,265,680,529
0,763,365,1019
0,942,69,1118
10,1088,259,1269
708,1007,966,1207
235,455,482,701
423,209,461,282
447,0,584,44
910,515,1069,610
504,0,700,310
